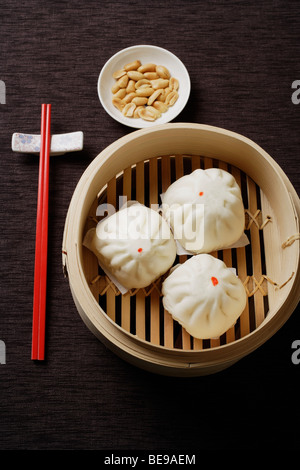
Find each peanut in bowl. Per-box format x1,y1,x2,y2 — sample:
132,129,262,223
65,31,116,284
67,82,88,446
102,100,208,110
97,45,191,128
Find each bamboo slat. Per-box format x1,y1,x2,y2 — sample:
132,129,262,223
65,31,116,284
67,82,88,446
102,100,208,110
191,155,203,350
218,160,235,344
161,155,174,348
106,177,116,323
175,155,191,350
135,161,146,340
82,198,100,300
247,176,265,328
231,166,250,339
149,157,160,345
202,156,220,348
121,167,132,332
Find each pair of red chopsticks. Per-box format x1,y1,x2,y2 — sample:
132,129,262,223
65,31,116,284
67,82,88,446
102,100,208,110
31,104,52,360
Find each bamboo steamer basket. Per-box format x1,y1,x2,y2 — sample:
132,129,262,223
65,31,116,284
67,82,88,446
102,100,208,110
62,123,300,376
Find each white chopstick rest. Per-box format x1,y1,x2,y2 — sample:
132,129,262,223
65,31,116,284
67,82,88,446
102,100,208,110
11,131,83,155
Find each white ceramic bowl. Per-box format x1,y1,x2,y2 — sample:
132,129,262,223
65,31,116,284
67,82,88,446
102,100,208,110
97,45,191,128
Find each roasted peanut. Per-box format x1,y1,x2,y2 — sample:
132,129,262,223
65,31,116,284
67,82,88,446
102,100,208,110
132,96,148,106
136,87,154,97
147,89,164,106
137,106,157,121
151,79,169,89
135,79,151,89
165,90,178,106
164,86,172,97
144,72,159,80
123,92,137,103
146,105,161,118
156,65,171,79
112,69,127,79
133,105,145,118
111,82,121,94
156,89,166,102
127,71,144,81
117,74,129,88
169,77,179,91
124,60,141,71
137,63,156,73
112,97,125,112
153,101,168,113
126,79,136,94
114,88,127,99
122,102,136,117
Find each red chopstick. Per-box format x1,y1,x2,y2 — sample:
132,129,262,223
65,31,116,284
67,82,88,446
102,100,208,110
31,104,47,359
31,103,51,360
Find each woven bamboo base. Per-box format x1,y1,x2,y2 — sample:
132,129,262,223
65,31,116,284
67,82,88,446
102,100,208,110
82,154,283,351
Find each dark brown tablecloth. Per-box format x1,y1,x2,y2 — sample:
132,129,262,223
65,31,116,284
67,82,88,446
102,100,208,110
1,0,299,451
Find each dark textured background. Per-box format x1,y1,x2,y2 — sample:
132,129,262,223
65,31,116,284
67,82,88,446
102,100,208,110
0,0,299,451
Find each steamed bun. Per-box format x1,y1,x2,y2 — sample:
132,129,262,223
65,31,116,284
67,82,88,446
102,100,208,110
83,203,177,289
162,254,247,339
161,168,245,253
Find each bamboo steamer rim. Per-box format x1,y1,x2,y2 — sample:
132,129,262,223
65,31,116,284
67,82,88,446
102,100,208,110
63,123,300,375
